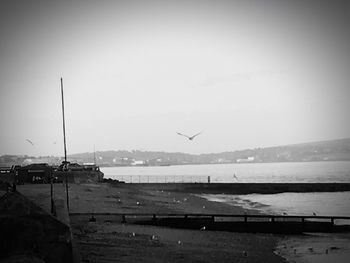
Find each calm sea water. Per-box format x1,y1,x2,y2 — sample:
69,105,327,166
102,161,350,219
101,161,350,183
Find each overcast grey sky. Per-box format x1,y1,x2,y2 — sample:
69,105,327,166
1,0,350,156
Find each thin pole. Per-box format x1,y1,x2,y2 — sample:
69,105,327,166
61,77,69,211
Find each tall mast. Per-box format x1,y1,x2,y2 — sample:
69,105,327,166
61,77,69,211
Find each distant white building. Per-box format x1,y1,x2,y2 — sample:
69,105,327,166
132,160,145,166
236,156,255,163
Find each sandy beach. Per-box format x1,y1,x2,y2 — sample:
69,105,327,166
13,183,284,263
4,182,348,263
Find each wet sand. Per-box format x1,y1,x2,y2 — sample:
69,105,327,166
14,183,284,263
277,233,350,263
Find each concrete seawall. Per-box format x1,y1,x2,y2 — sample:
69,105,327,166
0,191,74,263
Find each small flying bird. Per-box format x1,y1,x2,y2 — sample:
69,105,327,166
312,212,317,216
26,139,34,146
176,132,201,141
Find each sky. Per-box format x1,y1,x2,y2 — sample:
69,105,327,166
1,0,350,156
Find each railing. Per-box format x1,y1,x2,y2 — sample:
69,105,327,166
113,175,211,183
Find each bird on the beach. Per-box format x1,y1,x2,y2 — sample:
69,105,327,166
233,173,238,181
312,212,317,216
200,226,206,231
26,139,34,146
176,132,202,141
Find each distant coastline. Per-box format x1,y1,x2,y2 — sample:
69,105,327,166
1,137,350,167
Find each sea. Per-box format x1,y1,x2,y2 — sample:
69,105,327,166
101,161,350,184
102,161,350,262
101,161,350,217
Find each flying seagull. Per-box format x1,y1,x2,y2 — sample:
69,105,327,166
26,139,34,146
176,132,201,141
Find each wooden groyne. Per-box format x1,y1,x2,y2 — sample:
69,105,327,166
123,183,350,194
70,212,350,234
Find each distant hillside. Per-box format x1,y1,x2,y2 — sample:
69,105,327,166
1,138,349,167
67,138,350,166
